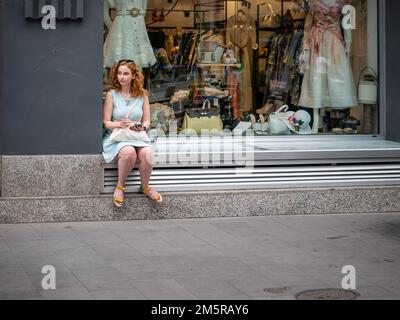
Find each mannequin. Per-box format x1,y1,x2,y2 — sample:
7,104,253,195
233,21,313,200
104,0,156,69
298,0,358,133
226,8,258,117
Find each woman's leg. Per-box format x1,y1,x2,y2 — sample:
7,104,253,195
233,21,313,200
136,146,162,202
115,146,137,200
136,146,154,187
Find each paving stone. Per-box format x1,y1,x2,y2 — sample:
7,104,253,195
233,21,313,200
90,242,145,261
1,213,400,299
91,288,147,300
39,287,94,300
0,267,35,291
175,276,250,300
0,225,41,242
31,223,79,240
54,247,110,270
71,267,134,292
130,279,197,300
0,240,10,252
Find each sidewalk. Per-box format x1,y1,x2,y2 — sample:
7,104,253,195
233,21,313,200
1,213,399,300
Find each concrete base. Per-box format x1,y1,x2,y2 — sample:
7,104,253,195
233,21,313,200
1,186,400,224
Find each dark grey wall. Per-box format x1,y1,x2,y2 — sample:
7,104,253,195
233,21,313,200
0,0,103,155
0,1,4,155
385,0,400,142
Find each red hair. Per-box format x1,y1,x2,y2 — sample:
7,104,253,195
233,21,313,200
111,60,148,97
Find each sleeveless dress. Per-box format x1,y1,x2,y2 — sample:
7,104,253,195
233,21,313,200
298,0,358,108
104,0,156,69
102,90,151,163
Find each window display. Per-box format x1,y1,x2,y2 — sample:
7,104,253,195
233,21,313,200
103,0,379,137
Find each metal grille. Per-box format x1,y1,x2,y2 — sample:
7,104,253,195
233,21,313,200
102,162,400,193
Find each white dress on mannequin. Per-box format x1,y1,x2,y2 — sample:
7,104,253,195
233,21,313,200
104,0,156,69
299,0,358,109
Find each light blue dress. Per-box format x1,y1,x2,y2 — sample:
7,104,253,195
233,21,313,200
102,90,151,163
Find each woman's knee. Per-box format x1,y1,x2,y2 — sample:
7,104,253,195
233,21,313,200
138,147,154,165
118,147,137,161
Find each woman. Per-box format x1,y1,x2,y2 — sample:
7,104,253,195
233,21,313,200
103,60,162,207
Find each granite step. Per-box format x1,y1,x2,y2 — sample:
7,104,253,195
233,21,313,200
1,186,400,224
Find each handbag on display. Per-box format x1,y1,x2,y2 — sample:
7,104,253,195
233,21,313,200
110,101,151,143
182,109,223,134
267,105,291,135
263,4,281,28
358,66,378,105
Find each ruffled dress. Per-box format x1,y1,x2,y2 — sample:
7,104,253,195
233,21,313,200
299,0,358,108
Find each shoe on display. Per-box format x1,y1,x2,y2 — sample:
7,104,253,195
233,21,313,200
343,127,358,134
342,116,360,131
332,127,344,134
256,102,275,115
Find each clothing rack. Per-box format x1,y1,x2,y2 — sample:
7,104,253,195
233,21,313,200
194,0,252,32
253,0,306,109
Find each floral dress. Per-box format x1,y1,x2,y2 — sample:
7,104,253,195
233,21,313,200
298,0,358,108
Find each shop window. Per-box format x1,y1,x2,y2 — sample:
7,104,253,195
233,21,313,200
103,0,379,137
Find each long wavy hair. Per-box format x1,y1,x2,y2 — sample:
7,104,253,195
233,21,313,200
111,60,148,97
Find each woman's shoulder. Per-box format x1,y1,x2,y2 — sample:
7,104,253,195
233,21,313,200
104,89,117,105
107,89,120,98
134,92,148,100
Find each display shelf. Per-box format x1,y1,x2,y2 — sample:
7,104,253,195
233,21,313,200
197,63,241,68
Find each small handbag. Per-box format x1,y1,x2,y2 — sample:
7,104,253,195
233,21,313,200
358,66,378,105
263,4,281,28
110,101,151,143
267,105,291,135
182,109,223,134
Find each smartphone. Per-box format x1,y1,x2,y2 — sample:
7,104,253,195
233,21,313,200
130,122,143,128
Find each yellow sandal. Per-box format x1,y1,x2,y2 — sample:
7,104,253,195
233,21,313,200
113,186,126,208
140,185,163,203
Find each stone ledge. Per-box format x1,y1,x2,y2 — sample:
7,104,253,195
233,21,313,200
1,155,103,197
1,186,400,224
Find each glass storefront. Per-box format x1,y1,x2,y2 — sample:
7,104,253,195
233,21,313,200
103,0,379,138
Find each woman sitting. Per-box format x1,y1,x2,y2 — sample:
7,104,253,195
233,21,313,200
102,60,162,207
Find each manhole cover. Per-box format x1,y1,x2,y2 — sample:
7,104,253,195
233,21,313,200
295,289,360,300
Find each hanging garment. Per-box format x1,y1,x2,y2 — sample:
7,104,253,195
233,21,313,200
350,0,368,84
298,0,358,108
226,11,258,113
104,0,157,69
262,29,304,107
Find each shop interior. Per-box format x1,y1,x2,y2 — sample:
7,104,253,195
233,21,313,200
103,0,379,137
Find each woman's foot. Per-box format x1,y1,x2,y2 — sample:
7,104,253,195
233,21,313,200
113,186,126,208
140,185,163,203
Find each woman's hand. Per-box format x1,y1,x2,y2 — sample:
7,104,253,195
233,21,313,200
118,119,133,128
129,123,145,131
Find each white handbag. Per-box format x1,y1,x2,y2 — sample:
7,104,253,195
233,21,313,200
110,101,151,143
358,66,378,104
110,127,151,142
267,105,291,135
